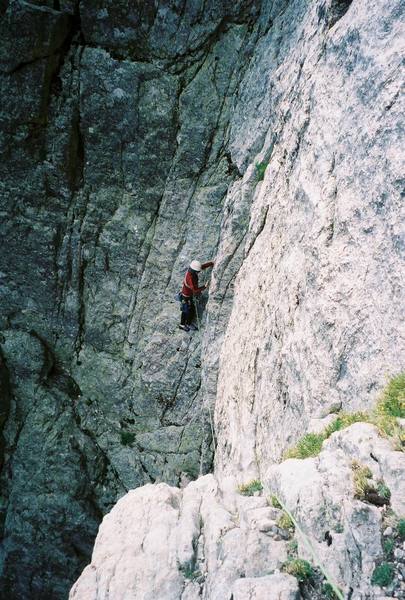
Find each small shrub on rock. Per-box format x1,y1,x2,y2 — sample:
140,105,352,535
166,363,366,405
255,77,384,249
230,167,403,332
351,462,391,505
269,494,282,508
284,432,324,459
351,461,374,499
277,511,295,531
238,480,263,496
376,480,391,500
383,538,394,557
120,431,136,446
283,558,313,581
322,582,343,599
181,563,201,581
371,562,394,587
397,519,405,540
282,374,405,459
287,539,298,557
255,161,268,181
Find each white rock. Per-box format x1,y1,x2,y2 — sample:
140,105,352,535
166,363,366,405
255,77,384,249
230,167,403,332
232,573,299,600
70,475,288,600
264,424,404,596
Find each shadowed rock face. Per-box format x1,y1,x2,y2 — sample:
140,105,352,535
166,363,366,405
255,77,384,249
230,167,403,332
0,0,263,597
1,0,404,598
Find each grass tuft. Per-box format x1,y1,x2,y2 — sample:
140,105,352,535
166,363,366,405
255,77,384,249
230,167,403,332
397,518,405,540
181,564,201,580
284,433,324,459
323,412,367,437
322,582,343,599
120,431,136,446
283,374,405,459
287,539,298,556
283,558,313,581
383,538,394,557
269,494,282,508
376,373,405,418
277,511,295,531
376,480,391,500
351,460,374,499
371,563,394,587
238,479,263,496
255,161,268,181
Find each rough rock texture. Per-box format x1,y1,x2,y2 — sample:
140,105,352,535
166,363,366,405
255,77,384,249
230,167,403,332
211,0,405,478
1,0,404,597
70,474,296,600
265,424,405,599
0,1,262,596
70,424,405,599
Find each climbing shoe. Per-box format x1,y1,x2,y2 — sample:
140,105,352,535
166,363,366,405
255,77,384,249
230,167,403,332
179,324,190,332
189,323,199,331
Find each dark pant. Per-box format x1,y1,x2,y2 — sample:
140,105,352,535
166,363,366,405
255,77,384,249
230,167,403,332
180,296,195,326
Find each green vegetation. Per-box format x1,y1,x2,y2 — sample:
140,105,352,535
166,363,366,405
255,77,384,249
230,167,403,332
284,413,367,459
269,494,282,508
351,461,374,499
377,372,405,418
376,481,391,500
371,563,394,587
322,582,343,599
283,374,405,459
238,479,263,496
283,558,313,581
181,564,201,580
324,412,368,436
273,494,344,600
351,461,391,503
277,511,295,531
397,518,405,540
287,539,298,556
284,432,324,459
120,431,136,446
383,538,394,557
255,161,268,181
371,373,405,450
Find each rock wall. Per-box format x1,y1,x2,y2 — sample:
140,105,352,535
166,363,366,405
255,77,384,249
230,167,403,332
209,0,404,478
1,0,404,597
69,425,405,600
70,0,404,597
0,0,263,596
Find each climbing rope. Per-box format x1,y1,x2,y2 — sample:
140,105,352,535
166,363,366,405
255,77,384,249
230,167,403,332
193,293,217,454
273,495,344,600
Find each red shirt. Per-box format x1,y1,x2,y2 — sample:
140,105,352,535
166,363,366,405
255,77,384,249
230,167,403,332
181,262,213,297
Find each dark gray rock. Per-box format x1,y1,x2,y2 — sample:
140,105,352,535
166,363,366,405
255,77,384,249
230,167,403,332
0,0,260,597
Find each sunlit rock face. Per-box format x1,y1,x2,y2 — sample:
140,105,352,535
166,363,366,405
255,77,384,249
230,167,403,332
1,0,404,597
211,0,404,477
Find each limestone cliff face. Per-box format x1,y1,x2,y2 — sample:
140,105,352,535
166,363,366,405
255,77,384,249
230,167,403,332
0,0,404,598
210,0,405,477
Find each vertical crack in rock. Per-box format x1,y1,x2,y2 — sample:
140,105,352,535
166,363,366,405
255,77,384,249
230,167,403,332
2,0,405,597
0,1,264,596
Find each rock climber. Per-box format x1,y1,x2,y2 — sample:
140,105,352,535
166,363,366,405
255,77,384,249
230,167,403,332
179,259,214,332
